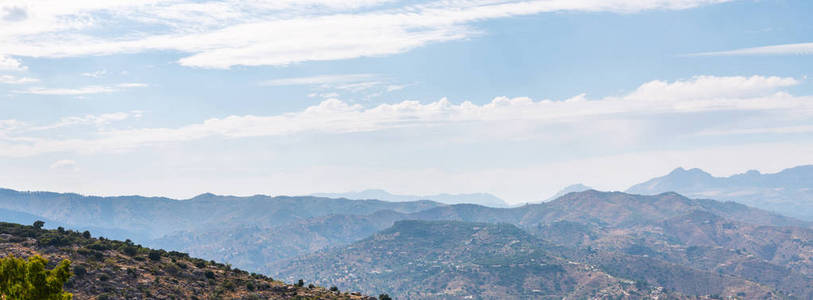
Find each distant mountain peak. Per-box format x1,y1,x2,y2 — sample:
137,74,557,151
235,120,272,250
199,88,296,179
544,183,594,202
668,167,713,177
627,164,813,220
190,192,218,200
312,189,509,207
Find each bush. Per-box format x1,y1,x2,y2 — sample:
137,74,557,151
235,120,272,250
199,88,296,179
73,265,87,277
0,255,73,299
148,250,162,261
296,279,304,287
33,220,45,230
121,245,138,257
204,270,215,279
223,280,235,291
194,260,206,268
87,242,110,251
379,294,392,300
82,231,91,239
330,286,339,292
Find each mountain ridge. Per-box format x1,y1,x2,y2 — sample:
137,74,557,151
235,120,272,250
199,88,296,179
312,189,509,207
626,165,813,220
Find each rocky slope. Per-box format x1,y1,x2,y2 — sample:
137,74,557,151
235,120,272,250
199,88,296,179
273,220,758,299
0,221,374,300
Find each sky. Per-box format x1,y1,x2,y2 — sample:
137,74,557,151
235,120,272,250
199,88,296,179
0,0,811,204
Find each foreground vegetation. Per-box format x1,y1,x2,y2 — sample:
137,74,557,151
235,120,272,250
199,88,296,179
0,254,72,300
0,221,376,300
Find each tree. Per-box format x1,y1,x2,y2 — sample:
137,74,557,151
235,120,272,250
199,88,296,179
0,255,73,300
148,250,162,261
296,279,304,287
379,294,392,300
82,231,91,239
32,221,45,230
121,245,138,257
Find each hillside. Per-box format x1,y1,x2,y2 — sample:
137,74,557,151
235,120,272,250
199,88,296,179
0,221,375,300
268,192,811,298
150,210,410,271
273,220,694,299
626,165,813,220
0,188,443,241
154,191,810,273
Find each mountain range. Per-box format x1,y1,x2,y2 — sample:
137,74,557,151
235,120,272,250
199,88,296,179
1,164,812,298
627,165,813,220
0,188,442,241
272,191,812,298
312,189,509,207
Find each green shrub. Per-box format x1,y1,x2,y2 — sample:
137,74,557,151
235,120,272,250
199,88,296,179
73,265,87,277
32,221,45,230
0,255,73,300
193,259,206,268
121,245,138,256
148,250,162,261
87,242,110,251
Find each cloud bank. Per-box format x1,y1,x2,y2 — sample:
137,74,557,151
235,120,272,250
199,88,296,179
0,75,808,157
0,0,734,69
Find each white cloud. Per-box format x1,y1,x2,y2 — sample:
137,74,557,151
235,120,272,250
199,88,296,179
696,125,813,136
29,111,142,131
13,83,147,95
15,86,117,95
263,73,400,97
622,75,800,101
0,75,808,157
261,74,378,86
308,92,340,99
49,160,78,171
690,42,813,56
1,111,142,137
0,55,26,71
0,0,734,69
386,84,407,92
116,83,149,88
81,69,107,78
0,74,38,84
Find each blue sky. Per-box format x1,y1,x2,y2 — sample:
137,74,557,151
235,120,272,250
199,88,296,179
0,0,811,203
